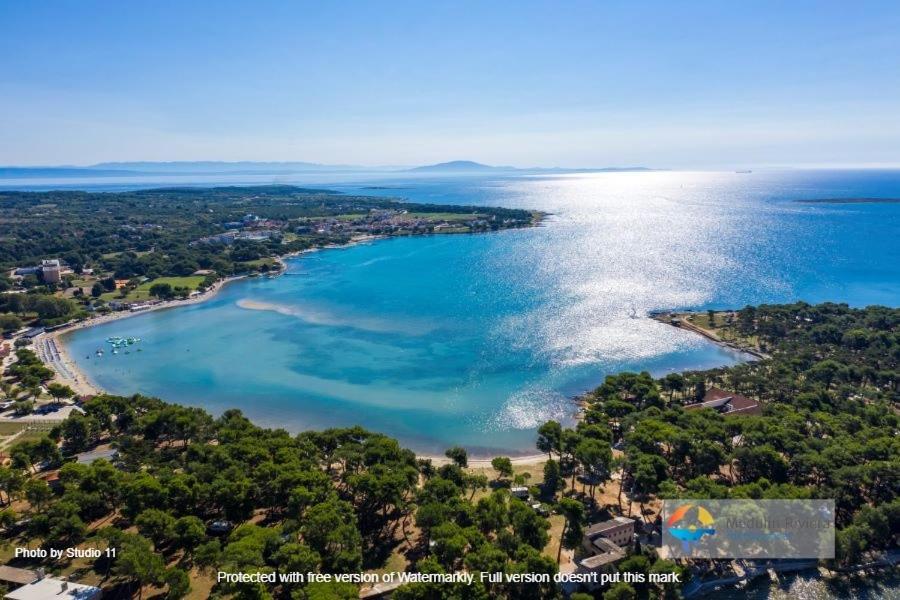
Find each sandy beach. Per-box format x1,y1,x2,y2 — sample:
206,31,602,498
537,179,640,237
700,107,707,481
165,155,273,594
423,453,548,467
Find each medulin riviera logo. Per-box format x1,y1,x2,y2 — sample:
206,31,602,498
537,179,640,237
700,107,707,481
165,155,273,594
666,503,717,553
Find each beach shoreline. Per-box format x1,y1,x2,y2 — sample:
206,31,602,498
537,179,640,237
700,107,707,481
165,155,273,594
649,310,769,360
40,234,390,398
37,274,243,396
34,229,749,463
421,453,548,467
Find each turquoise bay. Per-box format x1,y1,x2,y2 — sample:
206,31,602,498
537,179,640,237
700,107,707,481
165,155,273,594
61,171,900,455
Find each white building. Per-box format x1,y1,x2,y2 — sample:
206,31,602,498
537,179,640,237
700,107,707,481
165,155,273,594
5,576,101,600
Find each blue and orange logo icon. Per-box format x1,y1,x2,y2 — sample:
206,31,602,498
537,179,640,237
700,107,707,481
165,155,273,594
666,503,716,551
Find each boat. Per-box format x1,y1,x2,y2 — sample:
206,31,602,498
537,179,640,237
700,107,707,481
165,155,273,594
106,336,142,350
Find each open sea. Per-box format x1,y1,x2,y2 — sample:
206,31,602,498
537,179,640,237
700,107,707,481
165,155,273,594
34,169,900,456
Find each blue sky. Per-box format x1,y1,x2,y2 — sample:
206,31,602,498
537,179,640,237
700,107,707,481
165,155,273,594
2,1,899,168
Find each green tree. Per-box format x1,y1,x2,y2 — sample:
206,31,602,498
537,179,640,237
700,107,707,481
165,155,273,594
0,314,23,333
30,501,86,549
135,508,176,549
173,516,207,556
604,582,637,600
542,459,564,498
115,534,167,599
509,499,550,550
491,456,513,481
0,467,25,506
556,497,585,564
47,382,75,405
273,542,320,575
164,567,190,599
24,479,52,510
193,540,222,572
574,437,612,496
149,282,174,299
537,421,563,459
302,498,363,572
60,412,100,453
444,446,468,468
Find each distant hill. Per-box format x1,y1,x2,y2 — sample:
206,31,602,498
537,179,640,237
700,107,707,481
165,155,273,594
407,160,515,173
0,161,377,179
0,167,145,178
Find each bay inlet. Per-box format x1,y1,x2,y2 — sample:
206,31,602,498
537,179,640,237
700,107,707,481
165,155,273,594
60,171,900,455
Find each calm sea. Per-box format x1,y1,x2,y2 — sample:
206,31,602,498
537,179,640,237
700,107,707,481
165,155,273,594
50,170,900,456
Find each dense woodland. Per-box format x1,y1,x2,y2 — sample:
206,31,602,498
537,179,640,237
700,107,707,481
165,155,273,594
0,186,533,272
0,186,535,330
0,303,895,599
540,303,898,573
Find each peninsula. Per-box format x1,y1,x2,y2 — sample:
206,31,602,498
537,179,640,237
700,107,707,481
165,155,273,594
0,184,538,326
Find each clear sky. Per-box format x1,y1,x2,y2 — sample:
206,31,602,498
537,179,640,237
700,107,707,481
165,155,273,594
2,1,899,168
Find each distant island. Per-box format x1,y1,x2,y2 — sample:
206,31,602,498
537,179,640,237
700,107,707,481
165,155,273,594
407,160,515,173
0,162,374,178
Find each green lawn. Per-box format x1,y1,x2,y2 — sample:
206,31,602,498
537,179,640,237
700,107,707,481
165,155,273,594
329,212,480,222
237,258,278,270
431,226,470,233
101,276,205,302
0,422,27,436
407,212,480,221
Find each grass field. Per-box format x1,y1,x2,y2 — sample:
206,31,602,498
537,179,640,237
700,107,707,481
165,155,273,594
431,226,471,233
0,421,27,436
331,212,480,222
407,212,481,221
237,258,278,269
101,275,205,302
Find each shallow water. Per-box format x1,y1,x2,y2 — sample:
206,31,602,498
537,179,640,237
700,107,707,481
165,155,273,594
61,170,900,455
